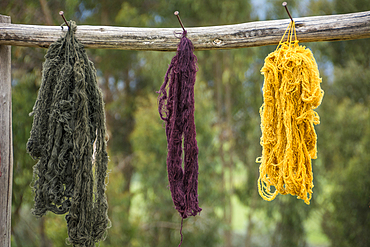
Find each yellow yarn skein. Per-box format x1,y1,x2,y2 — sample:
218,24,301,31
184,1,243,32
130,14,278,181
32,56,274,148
257,21,324,205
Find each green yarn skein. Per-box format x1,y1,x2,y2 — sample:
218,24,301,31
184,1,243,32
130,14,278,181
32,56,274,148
27,20,110,246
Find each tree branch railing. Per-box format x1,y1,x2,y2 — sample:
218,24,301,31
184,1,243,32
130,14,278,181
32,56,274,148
0,11,370,51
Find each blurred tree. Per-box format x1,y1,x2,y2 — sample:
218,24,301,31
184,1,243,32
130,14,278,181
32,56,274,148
5,0,370,246
319,98,370,247
11,70,42,247
314,0,370,246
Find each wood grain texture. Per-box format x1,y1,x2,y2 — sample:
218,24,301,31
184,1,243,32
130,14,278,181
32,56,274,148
0,14,13,247
0,11,369,51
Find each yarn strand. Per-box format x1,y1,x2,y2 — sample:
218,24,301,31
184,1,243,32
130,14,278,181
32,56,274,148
157,30,202,246
27,20,110,246
158,30,202,218
257,21,324,205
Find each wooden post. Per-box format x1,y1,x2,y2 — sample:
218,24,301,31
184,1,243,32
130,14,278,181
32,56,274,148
0,14,13,247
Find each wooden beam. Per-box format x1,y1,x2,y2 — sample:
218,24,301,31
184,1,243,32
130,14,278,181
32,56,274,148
0,14,13,247
0,11,369,51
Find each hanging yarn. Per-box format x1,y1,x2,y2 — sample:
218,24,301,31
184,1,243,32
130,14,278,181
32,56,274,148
157,30,202,245
257,21,324,205
27,20,110,246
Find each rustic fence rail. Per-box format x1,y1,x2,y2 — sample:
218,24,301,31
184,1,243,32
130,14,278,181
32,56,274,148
0,11,370,51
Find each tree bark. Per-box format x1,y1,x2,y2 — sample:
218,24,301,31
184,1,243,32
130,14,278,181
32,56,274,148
0,14,13,247
0,11,370,51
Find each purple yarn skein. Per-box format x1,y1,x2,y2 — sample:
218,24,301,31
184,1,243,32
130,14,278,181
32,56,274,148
158,30,202,219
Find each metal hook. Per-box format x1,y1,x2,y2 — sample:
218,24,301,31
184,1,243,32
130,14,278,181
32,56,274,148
59,11,70,29
282,2,294,22
174,11,186,32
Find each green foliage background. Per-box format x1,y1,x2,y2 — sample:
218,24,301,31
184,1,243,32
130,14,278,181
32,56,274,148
2,0,370,246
